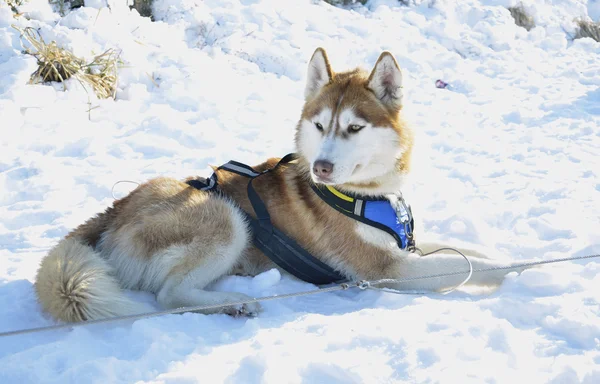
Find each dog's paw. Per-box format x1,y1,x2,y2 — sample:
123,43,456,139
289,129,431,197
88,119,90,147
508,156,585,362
226,302,261,318
220,293,261,318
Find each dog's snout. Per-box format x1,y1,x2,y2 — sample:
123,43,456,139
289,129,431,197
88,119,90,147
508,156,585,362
313,160,334,178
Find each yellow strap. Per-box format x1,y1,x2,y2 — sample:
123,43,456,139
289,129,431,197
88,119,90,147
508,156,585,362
326,186,354,202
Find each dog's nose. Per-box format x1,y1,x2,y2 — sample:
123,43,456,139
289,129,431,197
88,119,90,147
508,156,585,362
313,160,334,178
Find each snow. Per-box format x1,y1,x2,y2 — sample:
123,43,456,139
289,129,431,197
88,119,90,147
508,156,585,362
1,0,599,382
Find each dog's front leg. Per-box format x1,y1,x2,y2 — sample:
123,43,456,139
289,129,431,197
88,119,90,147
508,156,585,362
378,250,524,292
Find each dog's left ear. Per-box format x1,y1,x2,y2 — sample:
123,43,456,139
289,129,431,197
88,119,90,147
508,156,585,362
367,52,403,109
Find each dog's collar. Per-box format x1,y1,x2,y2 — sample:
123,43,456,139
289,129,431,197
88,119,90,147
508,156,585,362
310,184,415,250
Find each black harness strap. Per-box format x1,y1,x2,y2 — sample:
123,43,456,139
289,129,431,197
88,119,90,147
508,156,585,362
187,154,345,285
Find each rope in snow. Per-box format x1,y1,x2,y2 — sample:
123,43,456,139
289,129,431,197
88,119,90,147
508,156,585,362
369,253,600,287
0,253,598,338
414,247,473,295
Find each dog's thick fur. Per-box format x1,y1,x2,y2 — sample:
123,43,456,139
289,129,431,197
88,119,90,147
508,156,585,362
35,49,523,322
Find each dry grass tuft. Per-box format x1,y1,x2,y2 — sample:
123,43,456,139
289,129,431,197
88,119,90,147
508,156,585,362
83,49,121,99
14,26,120,99
508,4,535,31
574,18,600,42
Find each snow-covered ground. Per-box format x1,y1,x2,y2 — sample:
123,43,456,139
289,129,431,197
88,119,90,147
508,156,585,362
1,0,599,382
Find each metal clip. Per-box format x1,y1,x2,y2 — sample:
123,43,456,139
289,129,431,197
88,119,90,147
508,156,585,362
393,192,415,251
395,193,412,224
357,280,371,290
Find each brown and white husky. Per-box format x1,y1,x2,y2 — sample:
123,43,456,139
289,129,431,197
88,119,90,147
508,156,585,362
35,48,523,323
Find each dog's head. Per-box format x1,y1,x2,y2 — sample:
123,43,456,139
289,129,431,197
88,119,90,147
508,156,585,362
295,48,413,195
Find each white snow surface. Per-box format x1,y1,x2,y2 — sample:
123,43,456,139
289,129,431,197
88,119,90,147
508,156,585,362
1,0,600,382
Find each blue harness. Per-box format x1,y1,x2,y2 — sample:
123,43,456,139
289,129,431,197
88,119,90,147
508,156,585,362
310,184,414,251
186,154,415,285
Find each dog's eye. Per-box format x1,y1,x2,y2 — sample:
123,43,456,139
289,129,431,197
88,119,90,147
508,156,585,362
315,122,324,131
348,124,365,133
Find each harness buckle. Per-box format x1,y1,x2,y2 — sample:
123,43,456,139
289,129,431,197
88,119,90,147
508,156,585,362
391,192,415,251
394,193,410,222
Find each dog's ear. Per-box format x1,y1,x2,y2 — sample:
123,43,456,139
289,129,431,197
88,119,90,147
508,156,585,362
305,48,333,100
367,51,403,110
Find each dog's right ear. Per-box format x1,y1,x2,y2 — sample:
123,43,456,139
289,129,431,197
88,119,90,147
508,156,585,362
305,48,333,100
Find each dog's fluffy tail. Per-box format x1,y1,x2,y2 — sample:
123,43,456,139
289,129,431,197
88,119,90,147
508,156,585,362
35,237,149,323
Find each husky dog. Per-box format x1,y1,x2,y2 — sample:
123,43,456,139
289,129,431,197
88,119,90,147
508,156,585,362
35,48,522,322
